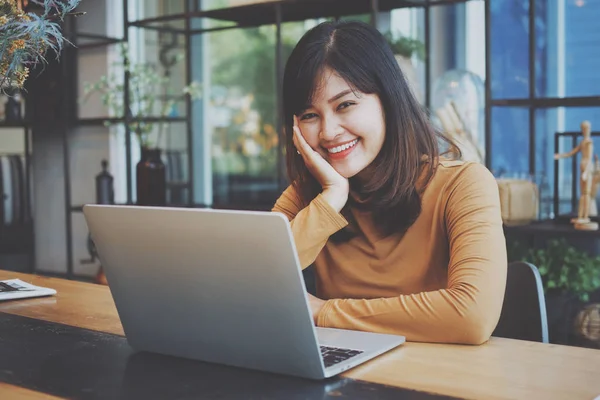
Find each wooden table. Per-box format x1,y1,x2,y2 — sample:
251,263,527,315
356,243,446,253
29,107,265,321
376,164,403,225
1,271,600,400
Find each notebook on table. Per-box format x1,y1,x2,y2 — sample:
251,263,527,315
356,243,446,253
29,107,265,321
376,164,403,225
0,279,57,301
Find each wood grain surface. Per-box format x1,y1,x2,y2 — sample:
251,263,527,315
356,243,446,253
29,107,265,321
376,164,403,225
1,270,600,400
0,383,64,400
0,271,123,335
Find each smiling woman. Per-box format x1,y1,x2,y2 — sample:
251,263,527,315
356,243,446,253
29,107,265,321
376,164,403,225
272,20,508,345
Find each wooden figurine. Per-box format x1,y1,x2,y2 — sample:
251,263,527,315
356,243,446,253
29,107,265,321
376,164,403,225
554,121,598,230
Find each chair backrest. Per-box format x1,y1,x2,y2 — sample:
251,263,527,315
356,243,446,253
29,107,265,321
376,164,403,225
493,261,549,343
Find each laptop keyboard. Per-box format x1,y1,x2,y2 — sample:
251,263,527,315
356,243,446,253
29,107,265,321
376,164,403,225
320,345,363,368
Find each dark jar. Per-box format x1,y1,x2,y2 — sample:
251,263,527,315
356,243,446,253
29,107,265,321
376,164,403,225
136,147,166,206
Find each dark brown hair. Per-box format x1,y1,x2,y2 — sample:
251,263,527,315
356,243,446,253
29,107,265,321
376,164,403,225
282,20,459,237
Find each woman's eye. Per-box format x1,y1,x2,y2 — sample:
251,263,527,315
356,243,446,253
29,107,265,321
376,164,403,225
337,101,355,111
300,113,317,121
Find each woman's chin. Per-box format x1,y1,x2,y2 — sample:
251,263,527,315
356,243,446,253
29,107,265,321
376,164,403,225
333,164,362,179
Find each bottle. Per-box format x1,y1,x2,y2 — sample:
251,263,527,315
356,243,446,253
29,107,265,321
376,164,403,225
95,159,114,204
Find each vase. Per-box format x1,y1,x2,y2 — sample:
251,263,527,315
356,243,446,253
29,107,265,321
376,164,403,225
136,147,166,206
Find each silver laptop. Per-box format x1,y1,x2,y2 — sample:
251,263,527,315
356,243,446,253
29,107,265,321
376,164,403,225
83,204,405,380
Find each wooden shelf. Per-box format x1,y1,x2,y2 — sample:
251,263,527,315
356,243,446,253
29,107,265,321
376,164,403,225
504,220,600,237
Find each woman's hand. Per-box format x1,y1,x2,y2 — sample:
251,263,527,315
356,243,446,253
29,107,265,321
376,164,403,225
307,293,326,325
293,115,349,212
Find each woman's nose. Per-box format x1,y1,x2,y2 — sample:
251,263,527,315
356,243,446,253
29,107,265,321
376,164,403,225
319,116,343,141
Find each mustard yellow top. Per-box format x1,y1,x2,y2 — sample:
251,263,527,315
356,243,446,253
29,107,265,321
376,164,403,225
272,160,507,345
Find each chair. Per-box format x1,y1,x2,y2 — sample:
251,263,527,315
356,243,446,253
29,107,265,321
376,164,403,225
493,261,549,343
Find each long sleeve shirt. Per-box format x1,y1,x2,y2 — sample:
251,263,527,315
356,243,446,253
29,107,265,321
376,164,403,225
272,160,507,345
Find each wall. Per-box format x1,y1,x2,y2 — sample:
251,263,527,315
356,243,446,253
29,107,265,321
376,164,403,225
0,129,25,154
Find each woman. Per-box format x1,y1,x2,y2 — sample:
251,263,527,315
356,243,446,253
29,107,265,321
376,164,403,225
272,20,507,345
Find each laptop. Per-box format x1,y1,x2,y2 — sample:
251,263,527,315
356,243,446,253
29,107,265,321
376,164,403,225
83,204,405,380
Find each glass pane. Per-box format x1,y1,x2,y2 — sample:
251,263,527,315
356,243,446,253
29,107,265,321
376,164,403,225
536,107,600,218
126,121,190,207
139,27,189,118
429,4,464,90
206,26,279,209
537,0,600,98
131,1,188,33
491,1,529,99
75,0,114,38
385,8,425,104
80,25,191,121
465,1,486,81
428,4,485,163
203,0,271,10
491,107,529,176
78,49,112,119
432,70,485,164
163,122,190,206
137,0,185,22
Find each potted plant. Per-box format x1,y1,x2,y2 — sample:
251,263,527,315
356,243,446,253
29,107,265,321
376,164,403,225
82,42,201,206
384,32,425,102
507,238,600,344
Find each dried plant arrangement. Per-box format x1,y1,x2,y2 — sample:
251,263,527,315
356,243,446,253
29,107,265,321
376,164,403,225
0,0,82,91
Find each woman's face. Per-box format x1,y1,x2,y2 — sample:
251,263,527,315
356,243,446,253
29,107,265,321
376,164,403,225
296,67,386,179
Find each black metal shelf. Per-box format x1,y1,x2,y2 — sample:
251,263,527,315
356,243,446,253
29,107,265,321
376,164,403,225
76,116,187,126
130,0,479,33
76,32,125,50
0,122,29,128
491,96,600,108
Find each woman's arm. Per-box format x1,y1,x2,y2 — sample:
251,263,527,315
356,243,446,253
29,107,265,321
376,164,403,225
272,186,348,269
315,164,507,345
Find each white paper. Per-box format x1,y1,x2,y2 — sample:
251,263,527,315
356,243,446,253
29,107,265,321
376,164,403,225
0,278,57,301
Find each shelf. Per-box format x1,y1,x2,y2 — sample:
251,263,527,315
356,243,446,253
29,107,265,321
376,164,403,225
490,96,600,108
0,223,34,253
76,33,125,50
168,181,191,188
76,116,187,126
504,220,600,237
129,0,477,32
0,121,28,128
